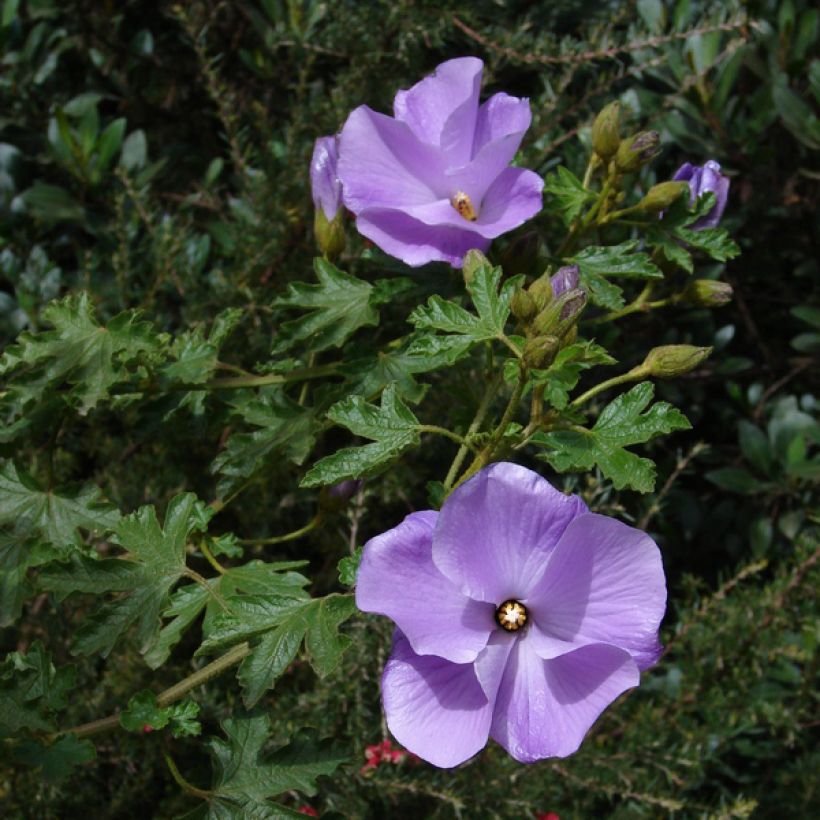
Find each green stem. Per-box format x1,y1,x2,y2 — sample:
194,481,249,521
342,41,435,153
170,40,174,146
569,366,648,408
497,333,523,359
183,569,231,613
200,541,227,575
452,370,526,492
417,425,472,449
54,643,251,740
240,512,323,546
204,362,341,390
588,282,666,325
163,752,213,800
443,371,504,492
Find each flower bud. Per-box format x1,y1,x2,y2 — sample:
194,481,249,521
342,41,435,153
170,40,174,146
550,265,580,297
615,131,661,173
462,248,488,285
523,335,559,369
591,102,621,161
319,479,363,513
310,136,342,220
314,208,346,260
643,345,712,378
532,289,586,336
511,289,537,321
678,279,733,308
527,274,553,311
637,181,689,214
672,160,730,230
499,231,540,277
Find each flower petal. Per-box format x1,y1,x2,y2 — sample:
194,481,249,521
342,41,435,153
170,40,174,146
433,463,588,604
310,136,341,220
473,166,544,235
527,513,666,669
490,638,639,762
474,629,515,702
474,92,532,153
355,208,491,267
393,57,483,162
443,94,532,200
382,631,493,768
397,166,543,242
338,106,446,213
356,511,494,662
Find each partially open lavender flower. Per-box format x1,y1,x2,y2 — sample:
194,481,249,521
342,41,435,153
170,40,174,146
356,463,666,767
337,57,543,268
673,160,729,230
310,136,342,220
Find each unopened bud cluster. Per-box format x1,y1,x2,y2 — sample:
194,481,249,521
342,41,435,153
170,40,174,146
513,265,587,368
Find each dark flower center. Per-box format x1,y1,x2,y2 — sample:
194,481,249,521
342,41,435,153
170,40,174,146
495,599,528,632
451,191,478,221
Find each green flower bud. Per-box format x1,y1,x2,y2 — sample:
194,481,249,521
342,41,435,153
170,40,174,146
637,181,689,214
532,289,586,336
523,335,559,369
511,289,538,321
615,131,661,173
314,209,345,260
527,273,554,311
462,248,488,285
643,344,712,378
591,102,621,161
679,279,733,308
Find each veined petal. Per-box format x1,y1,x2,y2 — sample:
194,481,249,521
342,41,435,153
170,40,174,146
394,57,483,161
338,106,446,213
443,94,532,200
382,631,493,768
474,93,532,154
474,629,515,702
473,166,544,236
432,463,587,604
490,639,639,762
527,513,666,670
356,511,494,663
355,208,491,268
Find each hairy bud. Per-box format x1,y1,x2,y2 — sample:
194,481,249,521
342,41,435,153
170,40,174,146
314,209,346,260
527,273,554,311
643,345,712,378
532,289,586,336
511,289,538,321
523,336,559,369
637,181,689,214
591,102,621,161
462,248,488,285
615,131,661,173
679,279,733,308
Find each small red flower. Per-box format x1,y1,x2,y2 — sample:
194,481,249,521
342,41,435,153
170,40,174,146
297,807,318,817
142,725,154,734
535,813,560,820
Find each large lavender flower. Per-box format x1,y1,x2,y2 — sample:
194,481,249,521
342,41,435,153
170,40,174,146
672,160,729,230
337,57,543,268
356,462,666,767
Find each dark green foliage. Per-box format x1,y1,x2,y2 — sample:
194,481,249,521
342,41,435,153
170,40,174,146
0,0,817,817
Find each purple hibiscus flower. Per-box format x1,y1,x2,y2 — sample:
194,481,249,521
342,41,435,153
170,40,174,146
356,462,666,767
310,135,342,220
337,57,544,268
672,160,729,230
